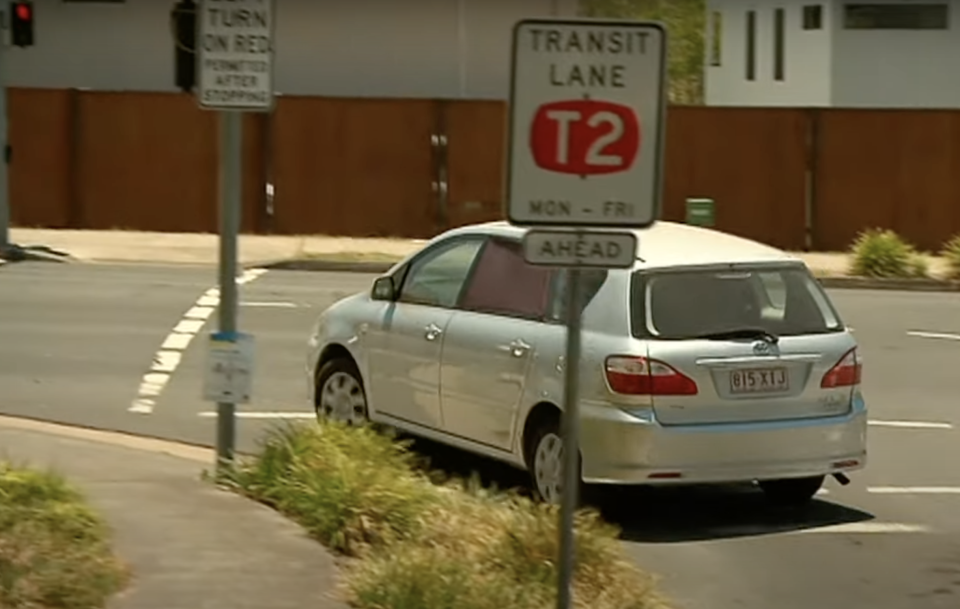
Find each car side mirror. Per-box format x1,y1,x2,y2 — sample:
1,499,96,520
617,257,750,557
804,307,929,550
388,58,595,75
372,276,397,301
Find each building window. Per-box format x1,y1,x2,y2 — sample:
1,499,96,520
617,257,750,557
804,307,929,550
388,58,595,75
774,9,785,81
710,11,723,66
745,10,756,81
843,3,949,29
803,5,823,29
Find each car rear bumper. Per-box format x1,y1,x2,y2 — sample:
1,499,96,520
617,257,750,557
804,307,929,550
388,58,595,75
578,393,867,485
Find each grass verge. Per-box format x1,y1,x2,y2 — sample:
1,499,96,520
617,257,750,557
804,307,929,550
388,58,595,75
226,422,669,609
0,461,128,609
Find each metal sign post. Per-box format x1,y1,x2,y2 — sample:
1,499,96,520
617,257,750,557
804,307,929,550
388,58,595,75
505,18,667,609
0,35,9,253
196,0,276,474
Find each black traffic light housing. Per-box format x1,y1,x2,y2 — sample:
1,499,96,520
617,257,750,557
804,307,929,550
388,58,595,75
171,0,197,92
10,1,34,48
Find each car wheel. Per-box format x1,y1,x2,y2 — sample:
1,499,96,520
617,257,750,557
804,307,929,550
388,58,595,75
315,358,368,426
527,418,583,505
758,475,825,507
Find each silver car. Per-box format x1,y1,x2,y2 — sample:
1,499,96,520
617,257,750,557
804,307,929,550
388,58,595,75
306,221,866,506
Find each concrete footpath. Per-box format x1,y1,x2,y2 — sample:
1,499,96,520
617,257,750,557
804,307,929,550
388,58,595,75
0,416,346,609
8,228,425,266
5,227,959,290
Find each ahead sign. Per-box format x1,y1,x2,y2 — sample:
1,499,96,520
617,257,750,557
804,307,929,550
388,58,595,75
506,19,667,228
197,0,276,112
523,229,637,268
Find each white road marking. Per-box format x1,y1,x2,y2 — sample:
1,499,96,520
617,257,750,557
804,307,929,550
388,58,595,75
868,487,960,495
197,411,314,420
241,301,299,308
173,319,206,334
128,268,268,414
820,486,960,496
869,419,954,430
792,522,932,534
907,330,960,341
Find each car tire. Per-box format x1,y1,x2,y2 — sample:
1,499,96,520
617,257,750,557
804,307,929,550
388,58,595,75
526,417,586,505
758,475,825,507
314,357,369,426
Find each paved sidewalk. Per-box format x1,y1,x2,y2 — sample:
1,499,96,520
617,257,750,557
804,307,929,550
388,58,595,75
0,419,346,609
7,226,954,280
9,228,425,266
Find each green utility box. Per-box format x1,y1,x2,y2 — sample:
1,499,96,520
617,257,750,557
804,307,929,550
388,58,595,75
685,197,715,227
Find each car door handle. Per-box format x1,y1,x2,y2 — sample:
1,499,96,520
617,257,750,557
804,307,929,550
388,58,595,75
499,339,531,358
424,323,443,341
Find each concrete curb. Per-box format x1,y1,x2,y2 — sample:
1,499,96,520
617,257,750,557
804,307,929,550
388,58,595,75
263,257,960,292
816,276,960,292
260,258,396,274
0,243,76,264
0,415,216,463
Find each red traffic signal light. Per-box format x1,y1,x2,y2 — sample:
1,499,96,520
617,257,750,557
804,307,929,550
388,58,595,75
10,1,34,48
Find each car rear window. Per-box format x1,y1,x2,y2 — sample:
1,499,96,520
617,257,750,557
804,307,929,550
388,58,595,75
630,266,844,340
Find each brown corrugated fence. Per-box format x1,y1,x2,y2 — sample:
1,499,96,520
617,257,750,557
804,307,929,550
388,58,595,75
8,88,960,251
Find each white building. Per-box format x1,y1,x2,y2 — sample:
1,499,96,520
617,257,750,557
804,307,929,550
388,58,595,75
705,0,960,107
3,0,576,99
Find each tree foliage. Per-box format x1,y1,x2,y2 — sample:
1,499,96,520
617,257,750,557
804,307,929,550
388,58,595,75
580,0,705,105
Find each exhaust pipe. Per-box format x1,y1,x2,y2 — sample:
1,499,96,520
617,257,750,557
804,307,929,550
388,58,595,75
832,472,851,486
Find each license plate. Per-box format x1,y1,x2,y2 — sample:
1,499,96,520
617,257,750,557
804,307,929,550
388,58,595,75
729,367,789,394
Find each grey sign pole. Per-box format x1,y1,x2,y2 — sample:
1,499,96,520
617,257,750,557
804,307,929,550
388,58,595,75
557,264,584,609
0,39,10,252
507,18,667,609
215,109,242,472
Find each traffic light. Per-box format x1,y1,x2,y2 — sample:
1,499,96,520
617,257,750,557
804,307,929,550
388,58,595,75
171,0,197,92
10,1,34,48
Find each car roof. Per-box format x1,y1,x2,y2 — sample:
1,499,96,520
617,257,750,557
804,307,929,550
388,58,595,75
439,221,800,270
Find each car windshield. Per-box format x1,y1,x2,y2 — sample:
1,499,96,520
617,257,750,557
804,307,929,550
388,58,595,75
631,265,845,340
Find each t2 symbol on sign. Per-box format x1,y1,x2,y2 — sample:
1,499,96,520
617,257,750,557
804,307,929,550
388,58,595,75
529,99,641,177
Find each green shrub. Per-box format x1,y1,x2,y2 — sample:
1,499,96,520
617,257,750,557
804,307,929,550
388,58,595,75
0,461,128,609
849,228,925,278
226,422,439,555
229,422,670,609
940,234,960,279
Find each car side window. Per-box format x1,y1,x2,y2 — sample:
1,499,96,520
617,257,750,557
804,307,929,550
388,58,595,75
459,238,552,319
397,238,485,308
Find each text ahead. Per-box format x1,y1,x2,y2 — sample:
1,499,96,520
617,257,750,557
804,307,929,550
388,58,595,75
522,229,637,268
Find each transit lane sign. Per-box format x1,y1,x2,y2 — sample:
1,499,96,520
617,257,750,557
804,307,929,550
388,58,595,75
197,0,276,111
523,229,637,268
506,19,667,228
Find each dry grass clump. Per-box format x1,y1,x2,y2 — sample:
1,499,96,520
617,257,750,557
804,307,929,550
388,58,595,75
227,422,670,609
0,461,128,609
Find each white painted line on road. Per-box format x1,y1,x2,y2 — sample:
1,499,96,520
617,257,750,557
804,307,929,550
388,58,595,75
818,486,960,496
793,522,932,535
868,487,960,495
907,330,960,341
241,301,299,308
128,268,268,415
869,419,954,430
197,411,314,420
173,319,206,334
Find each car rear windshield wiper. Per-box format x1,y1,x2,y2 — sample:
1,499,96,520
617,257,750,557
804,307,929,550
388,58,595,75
694,328,780,344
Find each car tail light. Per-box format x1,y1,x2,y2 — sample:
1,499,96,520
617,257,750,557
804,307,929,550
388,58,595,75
821,347,862,388
604,356,698,396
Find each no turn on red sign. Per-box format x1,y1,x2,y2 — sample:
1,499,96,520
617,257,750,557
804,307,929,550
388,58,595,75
506,19,667,229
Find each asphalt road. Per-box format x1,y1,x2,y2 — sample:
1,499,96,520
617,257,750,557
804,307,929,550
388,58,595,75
2,261,959,609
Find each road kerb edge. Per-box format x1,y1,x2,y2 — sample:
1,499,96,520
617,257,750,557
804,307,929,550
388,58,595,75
0,415,215,463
